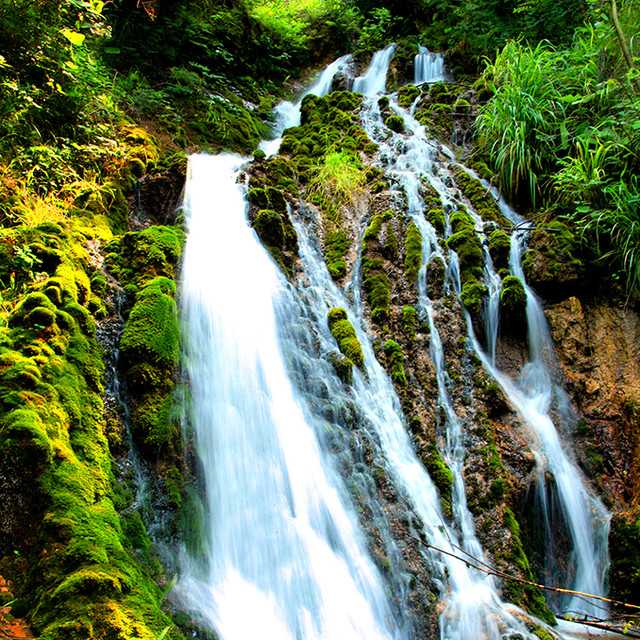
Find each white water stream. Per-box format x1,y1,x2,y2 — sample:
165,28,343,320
358,46,609,626
415,46,445,84
176,153,400,640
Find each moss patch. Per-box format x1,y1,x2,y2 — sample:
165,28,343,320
327,308,364,370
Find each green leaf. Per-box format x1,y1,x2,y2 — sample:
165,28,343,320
60,28,85,46
104,47,121,55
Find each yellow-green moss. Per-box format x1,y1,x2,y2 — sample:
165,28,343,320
404,221,423,286
327,307,364,370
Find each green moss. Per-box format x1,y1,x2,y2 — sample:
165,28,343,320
404,221,423,287
401,305,418,339
501,507,556,624
453,168,503,224
385,115,405,133
251,207,298,278
120,277,179,375
397,84,421,109
107,225,185,288
522,221,585,294
383,340,407,387
500,275,526,312
325,229,350,280
427,207,446,235
327,308,364,369
460,279,488,316
362,257,391,324
422,443,453,519
329,352,353,385
426,256,446,299
488,229,511,271
363,209,393,245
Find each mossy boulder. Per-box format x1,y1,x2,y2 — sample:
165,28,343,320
404,221,423,287
488,229,511,272
383,339,407,387
327,307,364,371
250,208,298,278
446,218,483,285
522,221,585,298
385,114,405,134
324,229,350,280
427,256,446,299
500,275,527,334
460,279,488,317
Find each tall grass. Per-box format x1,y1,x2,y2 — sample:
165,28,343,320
478,3,640,295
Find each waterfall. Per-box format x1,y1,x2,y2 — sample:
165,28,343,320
353,61,537,638
414,46,445,84
353,44,397,96
176,153,400,640
362,53,609,624
260,54,353,157
477,211,610,618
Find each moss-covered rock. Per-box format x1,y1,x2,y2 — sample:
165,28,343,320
421,442,453,519
327,307,364,370
522,221,585,298
0,221,182,640
383,339,407,387
453,167,504,224
324,228,350,280
488,228,511,272
426,256,446,299
250,208,298,278
362,257,391,325
385,114,405,134
460,279,488,317
404,221,423,287
401,305,419,339
500,275,527,334
446,212,484,285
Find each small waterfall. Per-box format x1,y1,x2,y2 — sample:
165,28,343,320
355,67,536,638
260,54,353,157
370,62,610,622
353,44,397,96
176,153,399,640
450,166,611,618
414,46,445,84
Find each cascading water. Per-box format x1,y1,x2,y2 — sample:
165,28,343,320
259,54,352,157
353,44,397,97
176,153,400,640
414,46,445,84
469,198,611,619
357,46,609,626
352,50,539,639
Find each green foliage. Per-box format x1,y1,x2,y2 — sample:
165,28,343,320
478,8,640,294
308,152,367,221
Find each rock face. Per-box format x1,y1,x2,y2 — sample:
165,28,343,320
545,296,640,603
